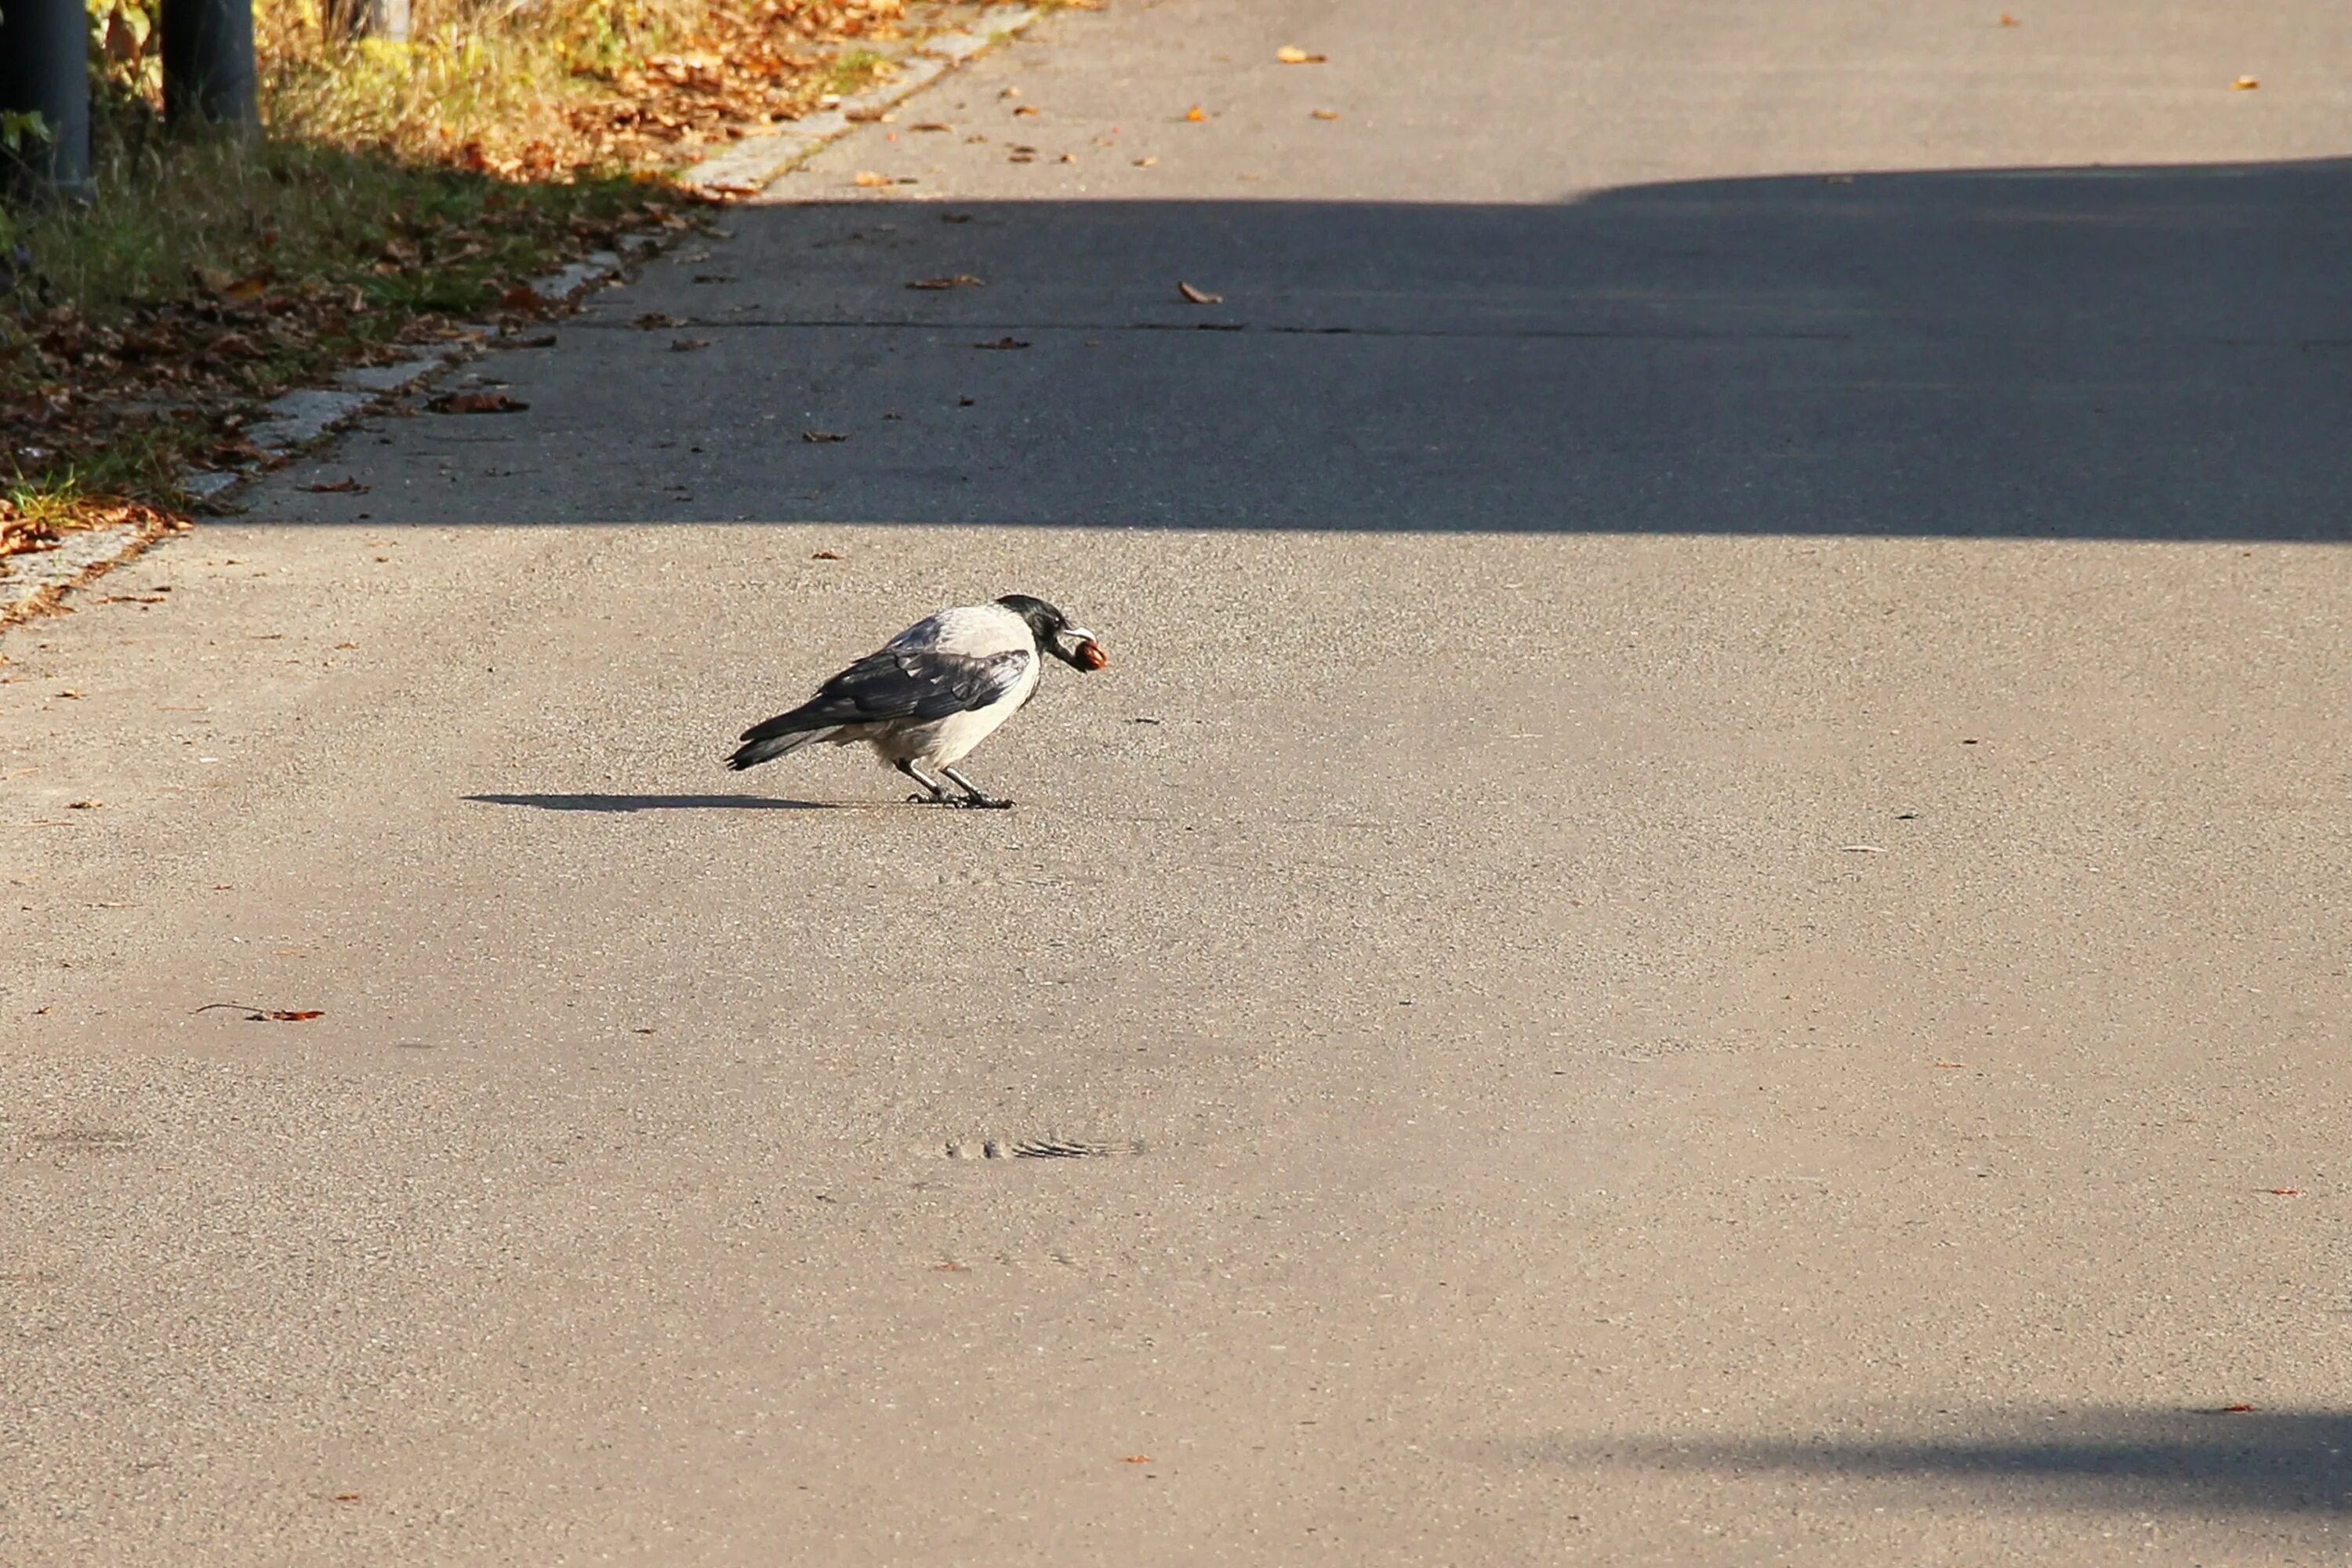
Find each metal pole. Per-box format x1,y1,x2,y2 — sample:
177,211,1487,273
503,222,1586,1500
162,0,260,132
0,0,95,199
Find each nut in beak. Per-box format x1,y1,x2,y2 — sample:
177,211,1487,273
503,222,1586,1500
1073,637,1109,671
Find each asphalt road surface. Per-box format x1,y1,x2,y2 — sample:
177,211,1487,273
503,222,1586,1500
5,2,2350,1563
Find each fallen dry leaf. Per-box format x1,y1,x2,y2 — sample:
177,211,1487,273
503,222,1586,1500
301,477,368,493
2267,1187,2303,1196
1184,104,1207,122
1276,45,1327,64
1177,281,1224,304
1013,104,1040,117
933,1261,968,1272
853,170,893,187
426,390,529,414
1133,154,1159,166
670,337,713,351
911,122,952,132
1310,107,1341,120
2222,1403,2257,1413
194,1002,325,1021
56,688,82,699
67,799,102,809
2231,75,2259,90
1123,1454,1150,1464
907,274,985,290
801,430,847,443
974,336,1031,350
811,550,845,560
631,312,687,329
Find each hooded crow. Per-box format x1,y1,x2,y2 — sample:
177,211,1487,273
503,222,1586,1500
726,593,1108,808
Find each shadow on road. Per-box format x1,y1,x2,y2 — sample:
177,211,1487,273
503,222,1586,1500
256,155,2352,541
1539,1406,2352,1514
464,793,834,812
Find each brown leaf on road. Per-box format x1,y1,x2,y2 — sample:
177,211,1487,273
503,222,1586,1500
974,336,1031,350
631,312,687,329
2231,75,2259,90
670,337,713,351
426,390,529,414
499,285,548,314
2267,1187,2303,1196
911,122,953,132
193,1002,326,1022
1311,107,1341,120
802,430,848,443
301,477,368,493
1276,46,1328,64
1013,104,1040,117
1177,281,1224,304
1123,1454,1150,1463
67,799,102,809
811,550,845,560
1133,154,1159,166
852,170,893,187
906,274,985,290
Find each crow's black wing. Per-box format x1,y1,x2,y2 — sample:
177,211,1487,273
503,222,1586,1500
736,645,1032,744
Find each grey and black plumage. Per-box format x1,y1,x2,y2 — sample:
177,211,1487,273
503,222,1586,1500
726,593,1109,808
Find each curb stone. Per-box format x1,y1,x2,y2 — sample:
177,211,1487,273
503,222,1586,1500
0,2,1043,632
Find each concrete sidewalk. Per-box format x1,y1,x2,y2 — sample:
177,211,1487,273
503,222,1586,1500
5,2,2350,1563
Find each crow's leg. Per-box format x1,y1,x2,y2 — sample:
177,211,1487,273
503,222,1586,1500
942,766,1014,810
896,759,955,804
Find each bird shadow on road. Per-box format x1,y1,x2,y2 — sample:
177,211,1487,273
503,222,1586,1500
1528,1406,2352,1515
243,156,2352,541
464,792,833,812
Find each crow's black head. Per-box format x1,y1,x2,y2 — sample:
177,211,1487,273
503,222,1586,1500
996,593,1108,672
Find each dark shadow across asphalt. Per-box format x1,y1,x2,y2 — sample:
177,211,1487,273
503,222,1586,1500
250,157,2352,541
1535,1407,2352,1515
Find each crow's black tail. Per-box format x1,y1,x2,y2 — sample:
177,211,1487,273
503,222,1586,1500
726,709,838,771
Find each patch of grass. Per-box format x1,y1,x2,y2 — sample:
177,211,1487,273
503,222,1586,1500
2,130,677,506
826,45,893,97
